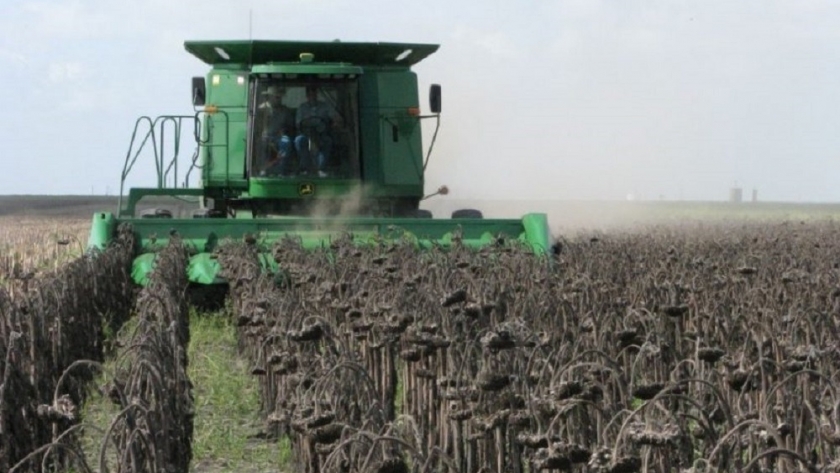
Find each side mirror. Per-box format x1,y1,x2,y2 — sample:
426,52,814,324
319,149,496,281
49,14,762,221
429,84,441,114
192,76,206,106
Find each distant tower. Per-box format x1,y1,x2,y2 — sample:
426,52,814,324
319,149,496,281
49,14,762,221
729,186,743,203
751,188,758,203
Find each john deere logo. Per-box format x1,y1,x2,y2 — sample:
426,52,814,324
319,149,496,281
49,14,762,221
299,183,315,196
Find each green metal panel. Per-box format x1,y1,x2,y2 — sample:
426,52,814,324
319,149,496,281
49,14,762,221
377,71,423,188
206,71,248,106
249,178,422,199
88,212,117,249
204,70,248,187
357,71,422,194
359,74,383,183
250,178,365,198
185,41,439,67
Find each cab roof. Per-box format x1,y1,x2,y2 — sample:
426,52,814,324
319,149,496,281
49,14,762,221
184,40,439,67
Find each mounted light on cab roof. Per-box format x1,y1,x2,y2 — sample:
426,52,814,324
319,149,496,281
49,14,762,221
214,47,230,60
396,49,412,62
300,52,314,63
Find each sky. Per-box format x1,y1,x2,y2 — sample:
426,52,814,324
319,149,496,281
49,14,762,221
2,0,840,202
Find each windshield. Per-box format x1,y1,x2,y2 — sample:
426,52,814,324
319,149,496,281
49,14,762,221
249,79,360,179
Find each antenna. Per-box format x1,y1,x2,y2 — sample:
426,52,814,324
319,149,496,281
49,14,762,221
249,9,253,39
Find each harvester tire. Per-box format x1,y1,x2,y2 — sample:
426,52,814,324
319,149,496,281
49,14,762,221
452,208,483,219
413,209,433,219
140,208,173,218
192,209,225,218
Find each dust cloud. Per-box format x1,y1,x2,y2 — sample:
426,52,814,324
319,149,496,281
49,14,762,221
420,198,837,238
421,199,662,236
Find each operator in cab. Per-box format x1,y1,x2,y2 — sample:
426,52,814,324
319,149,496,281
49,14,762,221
294,85,343,178
257,85,296,176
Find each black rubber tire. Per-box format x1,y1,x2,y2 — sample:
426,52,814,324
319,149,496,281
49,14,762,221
451,208,483,219
140,208,173,218
192,208,225,219
413,209,433,219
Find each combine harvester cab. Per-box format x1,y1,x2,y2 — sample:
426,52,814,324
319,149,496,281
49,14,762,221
87,40,551,285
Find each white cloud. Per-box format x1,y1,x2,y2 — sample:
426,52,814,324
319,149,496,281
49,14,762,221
0,47,28,67
18,1,123,40
451,27,517,59
47,61,85,83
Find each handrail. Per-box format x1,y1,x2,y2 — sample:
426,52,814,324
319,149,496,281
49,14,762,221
193,109,231,189
184,147,202,186
159,116,185,188
117,111,231,217
118,114,198,214
119,116,156,213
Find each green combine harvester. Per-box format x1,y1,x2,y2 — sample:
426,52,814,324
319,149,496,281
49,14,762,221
87,40,551,285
